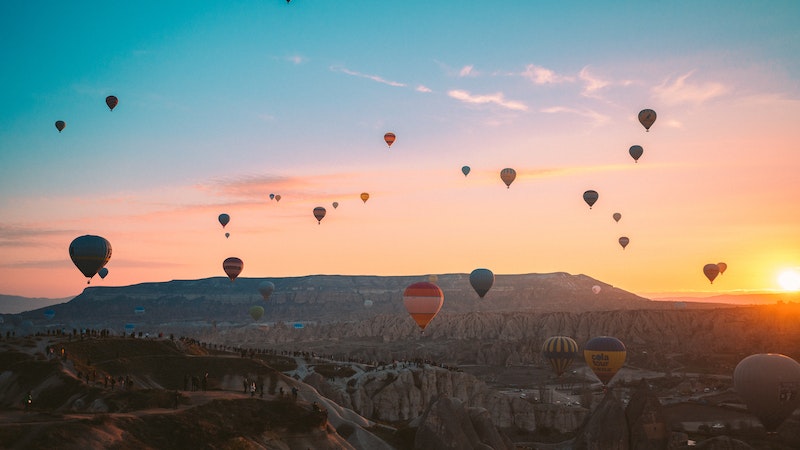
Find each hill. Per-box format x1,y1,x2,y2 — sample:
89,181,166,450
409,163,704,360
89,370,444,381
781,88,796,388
0,294,73,314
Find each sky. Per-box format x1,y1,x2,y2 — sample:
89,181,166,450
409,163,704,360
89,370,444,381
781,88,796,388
1,1,799,300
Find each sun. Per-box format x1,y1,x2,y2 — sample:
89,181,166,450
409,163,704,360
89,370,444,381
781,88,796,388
777,269,800,292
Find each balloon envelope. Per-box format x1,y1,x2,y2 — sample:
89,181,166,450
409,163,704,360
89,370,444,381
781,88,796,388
258,281,275,301
717,262,727,275
249,305,264,321
734,353,800,431
384,132,396,147
629,145,644,162
618,237,629,249
275,195,281,202
638,109,656,131
461,166,470,177
218,213,230,228
98,267,109,279
500,168,516,188
223,257,243,281
403,282,444,331
69,235,112,281
55,120,65,132
106,95,118,111
269,193,275,200
313,206,326,224
360,192,369,203
613,212,621,223
469,268,495,298
583,190,599,209
703,263,720,284
332,202,339,209
44,309,55,320
592,285,601,294
542,336,579,377
584,336,626,386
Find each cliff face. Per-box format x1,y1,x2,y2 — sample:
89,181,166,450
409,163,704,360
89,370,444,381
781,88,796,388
413,397,516,450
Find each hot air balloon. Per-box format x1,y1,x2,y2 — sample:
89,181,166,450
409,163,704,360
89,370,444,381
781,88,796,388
223,257,243,282
403,281,444,332
360,192,369,203
618,237,629,250
469,268,495,299
249,305,264,321
106,95,118,111
638,109,656,131
218,214,230,228
55,120,66,132
584,336,626,386
717,262,727,275
313,207,326,224
134,306,145,315
98,267,109,279
384,132,396,147
258,281,275,301
734,353,800,431
44,309,55,320
542,336,579,377
461,166,471,177
629,145,644,163
332,202,339,209
428,274,438,283
269,193,275,200
69,235,112,283
225,232,230,239
592,285,601,294
500,168,516,189
612,212,621,223
583,190,599,209
364,299,374,307
703,263,720,284
275,195,281,202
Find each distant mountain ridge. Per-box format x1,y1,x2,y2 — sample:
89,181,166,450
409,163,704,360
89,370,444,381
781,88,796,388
0,294,73,314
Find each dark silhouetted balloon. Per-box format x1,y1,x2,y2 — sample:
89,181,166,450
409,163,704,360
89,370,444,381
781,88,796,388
462,166,470,177
223,257,243,282
384,132,396,147
583,190,599,209
469,268,495,298
618,237,629,249
360,192,369,203
218,214,230,228
629,145,644,163
613,212,621,223
106,95,118,111
584,336,626,386
734,353,800,431
500,168,516,188
275,194,281,202
269,193,275,200
98,267,109,279
313,206,326,224
249,305,264,321
332,202,339,209
403,281,444,332
638,109,656,131
542,336,579,377
69,235,112,283
258,281,275,301
704,263,720,284
225,232,230,239
55,120,66,132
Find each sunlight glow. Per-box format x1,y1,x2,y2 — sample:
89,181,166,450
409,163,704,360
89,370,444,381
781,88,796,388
777,269,800,292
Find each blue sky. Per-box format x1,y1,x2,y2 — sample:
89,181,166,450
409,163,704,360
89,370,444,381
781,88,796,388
1,1,799,298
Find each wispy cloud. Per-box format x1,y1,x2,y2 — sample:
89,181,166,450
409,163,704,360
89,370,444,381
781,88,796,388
0,225,77,247
459,65,477,77
578,67,611,98
447,90,528,111
331,66,406,87
521,64,574,84
540,106,610,126
653,71,728,105
285,54,307,65
416,85,432,93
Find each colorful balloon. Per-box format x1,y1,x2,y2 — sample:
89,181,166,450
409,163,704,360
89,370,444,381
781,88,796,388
469,268,495,298
403,281,444,332
629,145,644,163
249,305,264,321
583,190,599,209
223,257,243,282
98,267,109,279
542,336,579,377
384,132,396,147
703,263,720,284
69,235,112,283
258,281,275,301
612,212,621,223
618,237,629,250
461,166,471,177
55,120,66,132
638,109,656,131
584,336,626,386
360,192,369,203
313,206,326,224
106,95,118,111
734,353,800,431
218,214,230,228
500,168,516,189
717,262,727,275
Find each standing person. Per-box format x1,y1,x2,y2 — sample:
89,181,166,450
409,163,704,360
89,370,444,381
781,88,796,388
291,386,298,401
25,391,32,410
250,381,256,397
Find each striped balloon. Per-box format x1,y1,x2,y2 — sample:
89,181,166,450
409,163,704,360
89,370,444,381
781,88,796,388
223,257,243,282
584,336,626,386
403,281,444,332
542,336,579,377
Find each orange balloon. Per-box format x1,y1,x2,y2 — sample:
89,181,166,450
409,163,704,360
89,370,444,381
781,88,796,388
360,192,369,203
403,281,444,331
384,132,396,147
